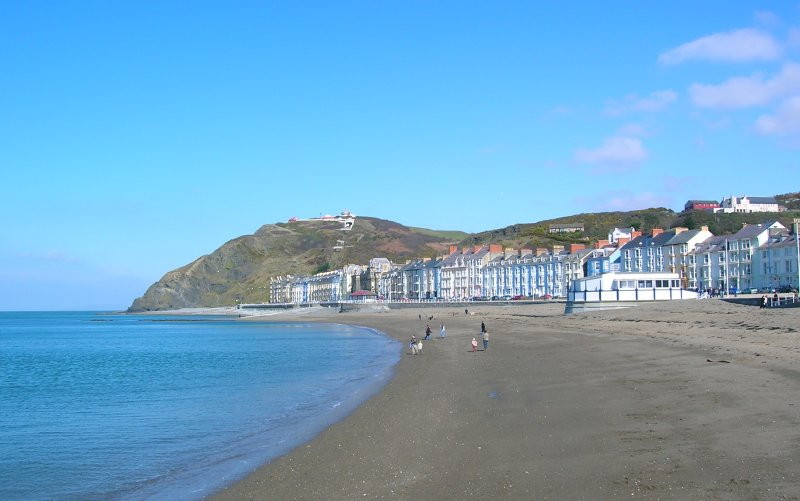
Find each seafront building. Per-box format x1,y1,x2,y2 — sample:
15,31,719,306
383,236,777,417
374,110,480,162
268,221,800,303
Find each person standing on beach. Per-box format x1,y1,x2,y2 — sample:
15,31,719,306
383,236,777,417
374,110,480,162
481,321,486,333
761,295,768,309
439,323,446,338
471,337,478,352
482,330,489,350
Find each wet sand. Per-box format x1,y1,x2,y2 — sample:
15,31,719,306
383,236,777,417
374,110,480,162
210,300,800,499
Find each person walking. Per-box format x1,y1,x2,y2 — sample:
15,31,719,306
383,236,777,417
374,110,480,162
481,321,486,333
761,295,768,309
424,324,432,340
482,330,489,350
471,337,478,352
439,323,446,338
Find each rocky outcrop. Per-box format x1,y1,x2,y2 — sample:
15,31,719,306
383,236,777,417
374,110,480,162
127,217,460,311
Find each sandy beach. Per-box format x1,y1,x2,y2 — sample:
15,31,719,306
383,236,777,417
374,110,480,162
210,300,800,499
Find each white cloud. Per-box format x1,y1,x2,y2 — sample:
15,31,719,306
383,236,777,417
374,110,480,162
789,27,800,51
617,123,648,137
574,136,648,170
659,28,781,65
689,62,800,108
755,95,800,135
754,11,781,28
604,90,677,115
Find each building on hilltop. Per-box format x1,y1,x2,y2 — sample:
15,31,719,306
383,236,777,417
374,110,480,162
548,222,585,233
684,200,721,212
717,195,780,213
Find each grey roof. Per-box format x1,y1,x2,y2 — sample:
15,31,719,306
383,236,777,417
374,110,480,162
747,196,778,204
731,224,770,240
664,229,707,245
619,234,648,250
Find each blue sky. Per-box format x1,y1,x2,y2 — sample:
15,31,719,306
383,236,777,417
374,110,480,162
2,1,800,310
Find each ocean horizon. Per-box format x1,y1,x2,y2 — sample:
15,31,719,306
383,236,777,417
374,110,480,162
0,311,400,500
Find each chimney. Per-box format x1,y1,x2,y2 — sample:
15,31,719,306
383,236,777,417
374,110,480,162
520,248,533,256
700,225,709,232
594,239,610,249
674,227,688,234
552,245,564,254
651,228,664,237
489,243,502,253
462,247,470,254
569,243,585,253
632,231,642,238
449,245,458,255
473,245,483,253
616,237,630,247
536,247,549,256
504,248,517,259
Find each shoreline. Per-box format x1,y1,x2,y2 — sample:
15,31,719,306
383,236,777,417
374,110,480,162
203,300,800,499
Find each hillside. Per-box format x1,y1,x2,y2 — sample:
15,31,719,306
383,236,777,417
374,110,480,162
458,208,678,250
130,191,799,311
128,217,461,311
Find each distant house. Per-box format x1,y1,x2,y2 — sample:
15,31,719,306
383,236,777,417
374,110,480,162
684,200,720,212
548,223,584,233
717,196,780,213
607,227,635,244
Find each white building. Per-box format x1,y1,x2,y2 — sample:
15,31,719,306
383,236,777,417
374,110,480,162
718,196,781,213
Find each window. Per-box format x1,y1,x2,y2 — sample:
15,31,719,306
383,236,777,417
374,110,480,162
788,260,794,273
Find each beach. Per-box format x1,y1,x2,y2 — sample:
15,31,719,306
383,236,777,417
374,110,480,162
210,300,800,499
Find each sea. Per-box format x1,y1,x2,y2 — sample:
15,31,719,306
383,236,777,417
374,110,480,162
0,311,400,500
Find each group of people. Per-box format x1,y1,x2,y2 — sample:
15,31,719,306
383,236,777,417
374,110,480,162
471,321,489,352
411,319,490,354
760,292,781,309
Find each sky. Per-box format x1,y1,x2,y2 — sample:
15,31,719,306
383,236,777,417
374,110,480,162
2,1,800,310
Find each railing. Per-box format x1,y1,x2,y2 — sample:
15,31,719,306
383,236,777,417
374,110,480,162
567,288,698,302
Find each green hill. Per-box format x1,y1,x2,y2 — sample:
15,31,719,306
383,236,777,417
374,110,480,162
128,217,461,311
129,191,799,311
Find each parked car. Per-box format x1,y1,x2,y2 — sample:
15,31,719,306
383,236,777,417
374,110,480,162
541,294,552,300
748,288,758,294
471,296,488,301
490,295,500,301
777,285,798,293
728,287,740,295
511,295,524,300
501,295,512,300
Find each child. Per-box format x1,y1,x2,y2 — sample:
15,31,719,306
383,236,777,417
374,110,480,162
471,337,478,352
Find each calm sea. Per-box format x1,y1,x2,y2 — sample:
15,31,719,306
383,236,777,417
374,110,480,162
0,312,400,500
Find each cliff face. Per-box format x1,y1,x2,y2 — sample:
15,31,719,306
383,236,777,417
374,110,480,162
127,217,461,311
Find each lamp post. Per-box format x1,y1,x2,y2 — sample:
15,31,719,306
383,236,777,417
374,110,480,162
795,218,800,292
